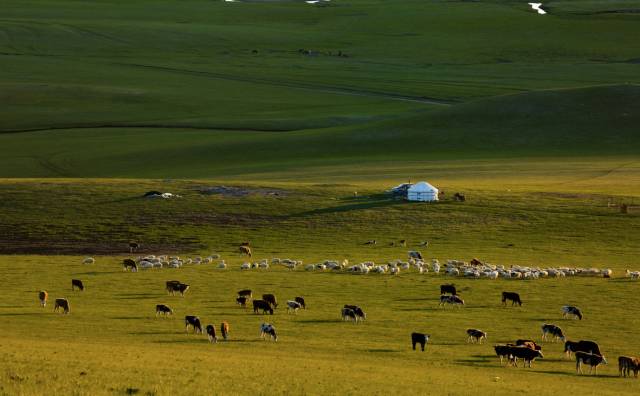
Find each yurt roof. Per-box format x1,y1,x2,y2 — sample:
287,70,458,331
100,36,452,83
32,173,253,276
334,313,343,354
408,181,438,192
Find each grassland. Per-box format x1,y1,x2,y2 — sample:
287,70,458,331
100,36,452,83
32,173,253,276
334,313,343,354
1,0,639,394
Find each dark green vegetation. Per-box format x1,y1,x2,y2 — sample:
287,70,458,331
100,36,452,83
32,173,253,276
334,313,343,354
1,0,639,178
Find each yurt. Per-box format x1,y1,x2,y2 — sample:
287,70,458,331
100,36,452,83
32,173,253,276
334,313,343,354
407,181,439,202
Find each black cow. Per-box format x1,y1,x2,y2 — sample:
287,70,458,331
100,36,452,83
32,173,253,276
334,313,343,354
185,316,202,334
155,304,173,316
541,323,565,342
262,294,278,308
238,289,252,299
166,280,181,293
71,279,84,291
494,345,515,365
411,332,430,351
509,346,544,367
166,281,189,296
440,284,456,295
236,296,248,307
54,298,70,314
206,324,217,343
344,305,366,320
253,300,274,315
565,340,602,357
123,258,138,272
502,292,522,306
341,307,358,323
294,296,306,309
129,242,140,253
576,351,607,375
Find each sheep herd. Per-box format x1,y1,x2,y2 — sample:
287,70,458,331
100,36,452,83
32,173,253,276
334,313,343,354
79,255,640,281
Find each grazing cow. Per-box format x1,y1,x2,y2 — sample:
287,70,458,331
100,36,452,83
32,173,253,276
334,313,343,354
364,239,376,245
509,346,544,368
516,339,542,351
466,329,487,344
38,290,48,307
411,332,430,351
286,300,302,314
439,295,464,307
294,296,306,309
502,292,522,306
123,258,138,272
562,305,583,320
494,345,515,365
619,356,640,378
53,298,70,314
236,296,248,307
238,289,252,299
166,281,189,296
206,324,218,343
341,307,358,323
343,305,366,321
440,284,457,295
129,242,140,253
220,321,230,341
239,246,252,257
262,294,278,308
260,323,277,341
184,316,202,334
71,279,84,291
576,351,607,375
541,324,565,342
155,304,173,317
564,340,602,357
253,300,274,315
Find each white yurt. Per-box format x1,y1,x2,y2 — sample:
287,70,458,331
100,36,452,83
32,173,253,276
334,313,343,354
407,181,439,202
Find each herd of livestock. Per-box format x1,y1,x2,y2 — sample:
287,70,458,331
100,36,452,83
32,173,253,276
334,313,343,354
34,253,640,380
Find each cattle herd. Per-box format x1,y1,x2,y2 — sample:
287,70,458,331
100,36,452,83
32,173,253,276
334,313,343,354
35,254,640,380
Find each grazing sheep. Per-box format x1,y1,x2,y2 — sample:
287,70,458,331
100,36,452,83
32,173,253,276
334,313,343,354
218,261,227,269
240,263,251,270
82,257,95,265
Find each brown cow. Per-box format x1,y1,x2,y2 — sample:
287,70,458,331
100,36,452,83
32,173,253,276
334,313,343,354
239,246,252,257
54,298,70,314
38,290,48,307
619,356,640,378
221,321,230,340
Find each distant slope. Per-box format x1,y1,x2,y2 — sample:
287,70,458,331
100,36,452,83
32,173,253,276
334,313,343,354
0,84,637,178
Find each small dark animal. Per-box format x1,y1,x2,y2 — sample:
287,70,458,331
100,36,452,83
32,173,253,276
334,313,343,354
364,240,376,245
206,324,217,343
129,242,140,253
576,351,607,375
541,323,565,342
294,296,306,309
564,340,602,357
619,356,640,378
185,315,202,334
71,279,84,291
411,332,430,351
343,305,366,320
502,292,522,306
262,294,278,308
439,295,464,307
155,304,173,316
237,289,252,299
509,346,544,368
470,258,483,266
253,300,274,315
221,321,230,340
239,246,252,257
236,296,248,307
466,329,487,344
440,284,457,295
562,305,583,320
341,307,358,323
123,258,138,272
53,298,70,314
453,192,466,202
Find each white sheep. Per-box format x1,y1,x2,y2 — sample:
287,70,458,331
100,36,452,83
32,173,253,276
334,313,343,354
240,263,250,270
82,257,95,265
218,261,227,269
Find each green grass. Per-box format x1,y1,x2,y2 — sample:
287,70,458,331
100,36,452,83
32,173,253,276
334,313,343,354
2,256,640,395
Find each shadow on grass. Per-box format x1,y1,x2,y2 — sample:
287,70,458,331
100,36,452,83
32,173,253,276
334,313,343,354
297,319,342,324
291,197,403,217
395,298,430,302
115,293,159,300
112,316,146,320
533,370,618,378
363,349,400,353
0,312,46,316
73,271,120,276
